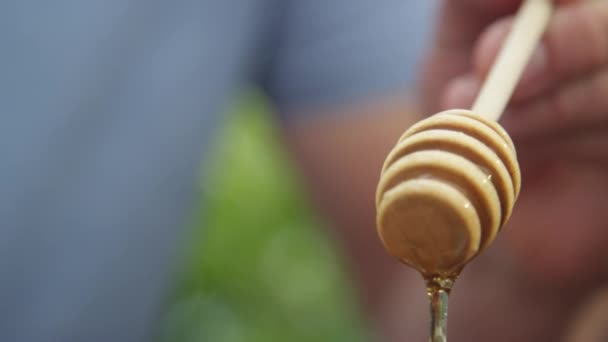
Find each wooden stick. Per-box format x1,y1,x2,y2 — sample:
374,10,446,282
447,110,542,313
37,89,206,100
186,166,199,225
472,0,553,122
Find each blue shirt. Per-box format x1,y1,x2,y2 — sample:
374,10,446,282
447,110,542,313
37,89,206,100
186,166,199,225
0,1,436,340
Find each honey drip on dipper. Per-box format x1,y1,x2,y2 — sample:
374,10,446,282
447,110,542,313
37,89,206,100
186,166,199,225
375,1,553,341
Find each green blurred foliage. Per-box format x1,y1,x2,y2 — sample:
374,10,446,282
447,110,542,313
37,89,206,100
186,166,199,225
160,94,369,342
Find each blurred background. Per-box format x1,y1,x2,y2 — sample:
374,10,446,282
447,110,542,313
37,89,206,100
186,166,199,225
158,93,370,342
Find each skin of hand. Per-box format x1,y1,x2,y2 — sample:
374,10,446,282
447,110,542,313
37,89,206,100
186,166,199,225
368,1,608,341
374,0,608,341
282,97,424,322
283,0,608,340
438,0,608,289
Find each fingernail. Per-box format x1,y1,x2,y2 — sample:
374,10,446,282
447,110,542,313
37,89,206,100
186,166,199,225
520,45,547,86
442,76,479,109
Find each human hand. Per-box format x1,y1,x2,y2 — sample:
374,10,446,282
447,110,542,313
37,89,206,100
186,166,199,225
424,0,608,289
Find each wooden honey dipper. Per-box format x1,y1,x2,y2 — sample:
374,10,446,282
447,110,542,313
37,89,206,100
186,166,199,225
376,0,553,330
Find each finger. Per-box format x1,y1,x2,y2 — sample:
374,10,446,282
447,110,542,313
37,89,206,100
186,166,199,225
441,73,480,109
474,1,608,102
473,18,550,100
502,67,608,136
422,0,523,113
436,0,522,49
447,0,577,13
447,0,521,14
424,0,578,113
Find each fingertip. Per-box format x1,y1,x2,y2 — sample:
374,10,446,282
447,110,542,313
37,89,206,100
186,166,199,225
441,75,480,110
473,18,513,78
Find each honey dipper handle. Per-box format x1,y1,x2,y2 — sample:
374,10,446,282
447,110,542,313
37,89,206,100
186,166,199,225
472,0,553,122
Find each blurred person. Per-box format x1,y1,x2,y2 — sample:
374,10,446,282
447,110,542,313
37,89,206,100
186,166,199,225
2,1,608,342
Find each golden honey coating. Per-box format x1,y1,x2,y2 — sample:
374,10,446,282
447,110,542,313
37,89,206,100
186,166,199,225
376,109,521,278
